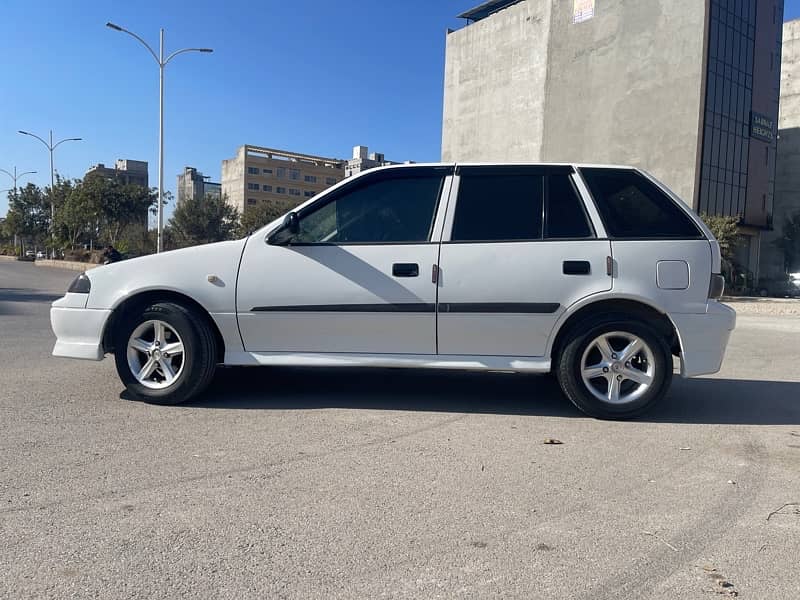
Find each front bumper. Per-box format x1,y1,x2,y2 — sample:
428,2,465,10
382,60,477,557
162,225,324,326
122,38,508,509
670,301,736,378
51,302,111,361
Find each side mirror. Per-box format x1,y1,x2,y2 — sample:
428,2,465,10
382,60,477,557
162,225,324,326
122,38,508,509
267,212,300,245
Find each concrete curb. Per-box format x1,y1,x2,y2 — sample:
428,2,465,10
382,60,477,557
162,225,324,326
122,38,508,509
0,255,19,262
34,259,99,272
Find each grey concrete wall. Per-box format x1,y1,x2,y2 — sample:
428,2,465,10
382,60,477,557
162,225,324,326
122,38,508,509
221,147,245,214
761,19,800,279
441,0,552,162
540,0,707,206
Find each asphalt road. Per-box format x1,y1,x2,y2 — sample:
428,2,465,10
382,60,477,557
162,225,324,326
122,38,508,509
1,259,799,599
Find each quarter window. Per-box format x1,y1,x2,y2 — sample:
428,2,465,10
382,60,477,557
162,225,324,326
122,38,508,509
580,168,702,238
451,173,543,241
293,174,444,244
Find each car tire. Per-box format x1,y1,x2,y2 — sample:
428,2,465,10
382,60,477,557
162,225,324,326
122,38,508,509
556,318,672,420
114,302,217,405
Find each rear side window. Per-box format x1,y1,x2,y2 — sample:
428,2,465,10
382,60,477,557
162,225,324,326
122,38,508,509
545,175,593,238
451,174,543,241
580,168,702,239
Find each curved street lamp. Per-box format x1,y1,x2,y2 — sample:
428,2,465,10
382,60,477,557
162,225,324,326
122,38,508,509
0,166,37,197
18,130,82,240
106,21,213,253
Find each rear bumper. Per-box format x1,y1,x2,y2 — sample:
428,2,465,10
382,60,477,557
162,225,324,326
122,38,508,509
671,301,736,377
51,305,111,361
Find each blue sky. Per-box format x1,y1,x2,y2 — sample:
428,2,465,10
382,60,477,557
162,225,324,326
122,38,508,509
3,0,800,218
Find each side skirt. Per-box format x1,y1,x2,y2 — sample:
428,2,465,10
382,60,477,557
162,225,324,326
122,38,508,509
222,351,551,373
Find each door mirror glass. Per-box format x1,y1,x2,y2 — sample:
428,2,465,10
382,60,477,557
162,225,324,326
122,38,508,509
267,212,299,245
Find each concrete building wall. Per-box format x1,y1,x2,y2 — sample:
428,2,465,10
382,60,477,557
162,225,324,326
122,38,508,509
761,18,800,279
221,147,246,214
541,0,707,206
441,0,552,162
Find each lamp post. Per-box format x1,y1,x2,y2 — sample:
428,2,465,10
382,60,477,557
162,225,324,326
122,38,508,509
106,22,213,253
0,166,37,198
18,130,82,243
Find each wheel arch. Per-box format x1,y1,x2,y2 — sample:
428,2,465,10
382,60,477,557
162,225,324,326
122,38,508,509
548,296,681,364
101,289,225,362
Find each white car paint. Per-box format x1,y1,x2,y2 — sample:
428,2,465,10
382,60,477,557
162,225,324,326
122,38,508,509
50,162,735,382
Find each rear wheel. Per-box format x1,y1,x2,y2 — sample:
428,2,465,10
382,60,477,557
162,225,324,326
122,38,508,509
556,319,672,419
114,302,217,405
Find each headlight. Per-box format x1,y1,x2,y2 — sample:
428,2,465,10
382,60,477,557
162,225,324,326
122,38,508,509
67,272,91,294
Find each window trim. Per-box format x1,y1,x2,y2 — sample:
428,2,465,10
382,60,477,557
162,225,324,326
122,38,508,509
441,165,601,244
279,165,454,246
578,167,706,241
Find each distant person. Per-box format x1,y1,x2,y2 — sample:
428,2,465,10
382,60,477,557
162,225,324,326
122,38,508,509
102,245,122,264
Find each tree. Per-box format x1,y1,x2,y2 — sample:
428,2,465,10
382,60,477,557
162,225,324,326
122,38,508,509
774,211,800,273
700,213,741,267
4,183,50,246
55,183,97,249
168,193,240,248
238,198,296,237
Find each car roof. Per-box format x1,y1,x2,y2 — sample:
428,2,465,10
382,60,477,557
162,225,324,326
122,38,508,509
364,162,637,172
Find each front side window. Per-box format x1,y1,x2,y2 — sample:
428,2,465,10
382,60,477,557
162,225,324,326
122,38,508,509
292,173,444,244
580,168,702,238
451,173,543,241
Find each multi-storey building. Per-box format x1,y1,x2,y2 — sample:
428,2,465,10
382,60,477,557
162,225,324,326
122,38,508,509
345,145,402,177
221,145,346,215
176,166,221,206
442,0,783,280
761,18,800,280
85,159,149,188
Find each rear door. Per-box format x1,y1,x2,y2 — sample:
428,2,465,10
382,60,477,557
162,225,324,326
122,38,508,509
436,165,612,357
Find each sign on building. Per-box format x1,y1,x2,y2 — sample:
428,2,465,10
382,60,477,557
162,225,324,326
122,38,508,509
750,112,775,143
573,0,595,24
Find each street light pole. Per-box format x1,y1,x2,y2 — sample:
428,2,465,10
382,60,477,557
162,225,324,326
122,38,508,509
18,130,82,242
106,22,213,254
0,166,37,198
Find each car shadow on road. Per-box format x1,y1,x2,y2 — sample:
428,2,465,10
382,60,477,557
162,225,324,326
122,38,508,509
178,367,800,425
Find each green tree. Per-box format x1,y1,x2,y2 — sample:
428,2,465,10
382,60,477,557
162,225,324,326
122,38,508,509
774,211,800,273
55,181,98,249
700,213,741,267
4,183,50,246
238,198,296,237
168,193,240,248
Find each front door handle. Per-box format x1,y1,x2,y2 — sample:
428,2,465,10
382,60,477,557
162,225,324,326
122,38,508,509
392,263,419,277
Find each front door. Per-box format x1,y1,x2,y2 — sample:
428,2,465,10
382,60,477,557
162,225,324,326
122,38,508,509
236,166,452,354
436,166,612,357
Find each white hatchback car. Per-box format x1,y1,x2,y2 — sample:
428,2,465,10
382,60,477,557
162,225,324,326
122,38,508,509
51,164,735,419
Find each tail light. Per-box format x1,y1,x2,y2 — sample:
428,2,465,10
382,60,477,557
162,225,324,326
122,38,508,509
708,274,725,299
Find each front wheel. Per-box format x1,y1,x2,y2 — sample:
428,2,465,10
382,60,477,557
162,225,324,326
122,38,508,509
556,319,672,419
114,302,217,405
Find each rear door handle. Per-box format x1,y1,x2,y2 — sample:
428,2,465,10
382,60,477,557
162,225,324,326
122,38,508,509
392,263,419,277
563,260,591,275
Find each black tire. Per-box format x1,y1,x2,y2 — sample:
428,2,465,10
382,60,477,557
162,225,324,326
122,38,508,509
114,302,217,405
556,317,672,420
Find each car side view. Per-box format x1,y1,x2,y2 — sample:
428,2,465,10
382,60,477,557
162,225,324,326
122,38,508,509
51,163,735,419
